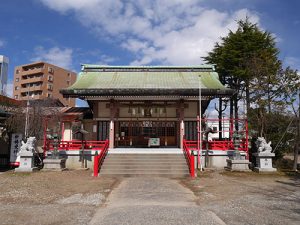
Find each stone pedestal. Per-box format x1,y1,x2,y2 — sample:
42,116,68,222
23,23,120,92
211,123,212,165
15,151,38,172
225,159,251,171
43,158,66,171
253,152,277,172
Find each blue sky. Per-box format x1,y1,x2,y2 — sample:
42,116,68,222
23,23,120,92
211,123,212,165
0,0,300,109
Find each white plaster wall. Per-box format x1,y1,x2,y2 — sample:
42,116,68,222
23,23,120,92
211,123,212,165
184,102,198,118
119,107,131,118
63,123,72,141
98,101,110,118
166,107,176,117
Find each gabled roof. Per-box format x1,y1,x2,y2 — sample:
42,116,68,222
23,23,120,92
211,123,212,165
61,65,234,97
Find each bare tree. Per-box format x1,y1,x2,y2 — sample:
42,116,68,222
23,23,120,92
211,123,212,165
5,98,63,141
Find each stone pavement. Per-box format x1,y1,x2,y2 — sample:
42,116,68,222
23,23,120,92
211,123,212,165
89,177,226,225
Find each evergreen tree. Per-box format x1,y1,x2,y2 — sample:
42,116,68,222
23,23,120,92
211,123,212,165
204,18,281,135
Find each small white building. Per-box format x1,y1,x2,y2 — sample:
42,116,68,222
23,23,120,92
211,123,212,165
0,55,9,95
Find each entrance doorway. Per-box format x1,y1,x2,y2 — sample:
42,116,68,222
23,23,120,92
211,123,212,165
116,121,177,148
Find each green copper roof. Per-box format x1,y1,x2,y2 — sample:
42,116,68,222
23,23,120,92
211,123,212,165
61,65,234,97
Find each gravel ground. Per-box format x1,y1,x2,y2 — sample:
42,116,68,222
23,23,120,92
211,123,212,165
0,169,299,225
0,170,119,225
182,171,300,225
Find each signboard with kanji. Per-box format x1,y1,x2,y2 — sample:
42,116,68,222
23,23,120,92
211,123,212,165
148,138,160,147
10,133,23,164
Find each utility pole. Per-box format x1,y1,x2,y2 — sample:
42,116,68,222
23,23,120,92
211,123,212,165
198,75,203,171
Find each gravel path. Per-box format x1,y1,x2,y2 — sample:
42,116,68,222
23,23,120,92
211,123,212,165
0,170,299,225
89,177,226,225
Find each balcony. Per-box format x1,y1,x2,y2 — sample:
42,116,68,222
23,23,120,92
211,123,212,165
22,85,43,92
20,76,44,84
20,68,44,75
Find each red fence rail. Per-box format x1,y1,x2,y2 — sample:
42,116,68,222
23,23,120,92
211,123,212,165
183,140,248,151
93,140,109,177
183,140,195,178
199,118,249,155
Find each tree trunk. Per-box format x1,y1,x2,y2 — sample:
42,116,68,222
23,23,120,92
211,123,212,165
230,97,234,140
245,82,250,117
234,93,239,131
267,80,271,113
218,98,222,140
258,107,264,137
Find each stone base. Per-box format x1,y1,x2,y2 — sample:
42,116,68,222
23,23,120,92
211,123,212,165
15,167,39,172
253,167,277,173
15,151,37,172
253,152,277,172
225,159,251,172
43,158,66,171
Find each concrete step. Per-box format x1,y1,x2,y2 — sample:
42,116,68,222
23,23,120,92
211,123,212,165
99,152,189,177
101,165,188,170
102,162,187,166
106,155,185,159
100,169,189,174
104,159,186,163
98,174,190,178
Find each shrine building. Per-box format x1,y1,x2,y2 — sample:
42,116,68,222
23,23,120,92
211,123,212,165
60,64,234,149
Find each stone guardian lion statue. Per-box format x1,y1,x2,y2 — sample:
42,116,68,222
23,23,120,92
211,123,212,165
18,137,37,155
255,137,272,154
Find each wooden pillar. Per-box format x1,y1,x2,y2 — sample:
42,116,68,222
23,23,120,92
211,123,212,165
109,99,118,149
179,100,185,149
92,102,98,140
109,120,114,148
61,122,65,141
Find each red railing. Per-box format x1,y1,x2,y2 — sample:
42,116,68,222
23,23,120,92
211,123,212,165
191,117,249,158
93,140,109,177
183,139,248,151
183,140,195,178
203,139,248,151
45,140,108,151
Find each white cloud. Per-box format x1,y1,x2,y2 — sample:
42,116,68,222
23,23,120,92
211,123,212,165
31,46,73,69
97,54,117,65
0,39,5,48
39,0,260,65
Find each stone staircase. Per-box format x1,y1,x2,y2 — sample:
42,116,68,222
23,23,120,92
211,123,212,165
99,153,190,177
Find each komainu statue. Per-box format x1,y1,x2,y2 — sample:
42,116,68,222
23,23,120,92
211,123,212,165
18,137,37,154
255,137,272,154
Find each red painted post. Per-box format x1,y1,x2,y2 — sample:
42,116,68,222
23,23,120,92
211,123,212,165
93,154,99,177
245,119,249,160
190,153,195,178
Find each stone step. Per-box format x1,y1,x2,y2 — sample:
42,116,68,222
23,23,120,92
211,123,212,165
99,152,189,177
98,174,190,178
100,169,189,174
106,155,185,159
105,158,186,162
101,164,187,169
103,163,186,166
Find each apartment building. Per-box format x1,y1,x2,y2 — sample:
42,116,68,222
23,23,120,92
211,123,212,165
13,62,76,106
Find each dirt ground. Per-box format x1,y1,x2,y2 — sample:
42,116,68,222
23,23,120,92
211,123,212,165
0,169,299,225
181,170,300,225
0,170,119,225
